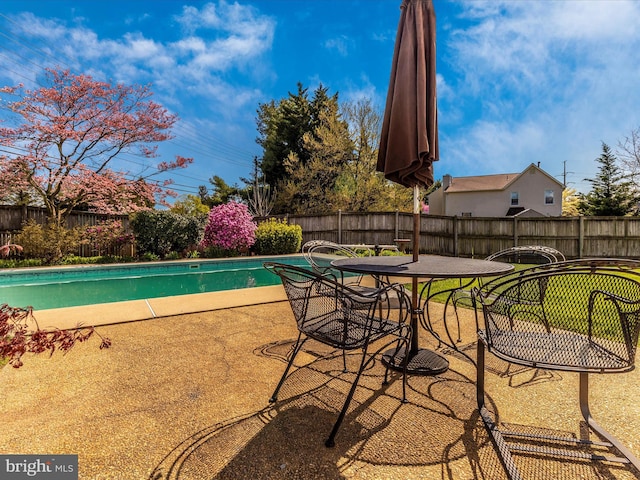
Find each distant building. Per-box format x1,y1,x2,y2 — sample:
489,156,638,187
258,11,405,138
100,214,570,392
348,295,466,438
427,163,564,217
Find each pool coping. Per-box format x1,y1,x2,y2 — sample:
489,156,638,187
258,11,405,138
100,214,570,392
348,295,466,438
32,285,288,330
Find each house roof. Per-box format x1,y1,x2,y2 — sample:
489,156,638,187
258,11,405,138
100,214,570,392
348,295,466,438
443,164,564,193
506,207,546,217
505,206,525,216
445,173,519,193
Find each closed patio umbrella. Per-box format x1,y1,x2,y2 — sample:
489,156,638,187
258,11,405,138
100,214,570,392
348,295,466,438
377,0,438,262
377,0,442,373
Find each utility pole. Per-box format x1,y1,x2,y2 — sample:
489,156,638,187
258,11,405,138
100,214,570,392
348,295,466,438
561,160,574,188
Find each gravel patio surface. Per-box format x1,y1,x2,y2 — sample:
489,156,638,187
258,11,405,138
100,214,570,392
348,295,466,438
1,300,639,480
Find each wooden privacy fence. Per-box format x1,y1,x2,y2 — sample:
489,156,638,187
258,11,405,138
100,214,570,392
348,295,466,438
2,206,640,259
264,211,640,260
0,206,131,257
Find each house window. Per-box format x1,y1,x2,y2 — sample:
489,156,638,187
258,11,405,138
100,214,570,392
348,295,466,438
544,190,554,205
510,192,519,206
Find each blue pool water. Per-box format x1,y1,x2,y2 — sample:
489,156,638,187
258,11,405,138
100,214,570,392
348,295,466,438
0,256,309,310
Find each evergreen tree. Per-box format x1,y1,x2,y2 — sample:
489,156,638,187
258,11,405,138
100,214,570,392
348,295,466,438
199,176,241,207
255,86,415,214
278,103,353,213
578,143,638,216
256,83,339,211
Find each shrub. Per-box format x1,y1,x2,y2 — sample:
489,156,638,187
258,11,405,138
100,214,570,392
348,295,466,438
83,220,134,256
200,202,257,255
130,210,206,258
140,252,160,262
59,255,95,265
0,258,43,269
15,219,83,263
253,218,302,255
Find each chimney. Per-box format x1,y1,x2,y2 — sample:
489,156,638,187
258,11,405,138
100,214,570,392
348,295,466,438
443,174,452,189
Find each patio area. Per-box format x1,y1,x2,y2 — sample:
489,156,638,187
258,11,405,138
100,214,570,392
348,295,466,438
1,289,639,479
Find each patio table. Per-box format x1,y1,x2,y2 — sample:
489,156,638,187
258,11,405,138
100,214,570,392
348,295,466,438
331,255,514,375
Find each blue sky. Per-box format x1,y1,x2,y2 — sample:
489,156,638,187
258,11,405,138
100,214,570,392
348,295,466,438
1,0,640,200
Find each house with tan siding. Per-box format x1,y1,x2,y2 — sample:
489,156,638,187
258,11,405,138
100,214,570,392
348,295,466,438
427,163,564,217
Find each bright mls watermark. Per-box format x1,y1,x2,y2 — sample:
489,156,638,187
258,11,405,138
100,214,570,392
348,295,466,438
0,455,78,479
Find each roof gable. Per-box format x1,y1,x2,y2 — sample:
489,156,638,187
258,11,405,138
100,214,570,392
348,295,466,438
445,173,518,193
444,164,563,193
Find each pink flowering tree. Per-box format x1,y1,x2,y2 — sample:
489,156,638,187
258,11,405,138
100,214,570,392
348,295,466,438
0,68,193,231
200,201,257,255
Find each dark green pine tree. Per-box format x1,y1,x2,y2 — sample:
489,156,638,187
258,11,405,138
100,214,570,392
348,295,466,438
579,143,638,216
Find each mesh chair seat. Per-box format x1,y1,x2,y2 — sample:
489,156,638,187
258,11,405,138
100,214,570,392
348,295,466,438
301,310,406,350
479,328,633,373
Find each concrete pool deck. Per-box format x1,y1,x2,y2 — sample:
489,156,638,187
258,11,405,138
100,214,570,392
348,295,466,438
33,285,287,330
2,288,639,479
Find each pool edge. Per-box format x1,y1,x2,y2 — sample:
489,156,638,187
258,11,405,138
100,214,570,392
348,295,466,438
31,285,287,330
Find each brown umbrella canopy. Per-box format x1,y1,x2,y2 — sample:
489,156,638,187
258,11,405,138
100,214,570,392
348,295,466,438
377,0,439,189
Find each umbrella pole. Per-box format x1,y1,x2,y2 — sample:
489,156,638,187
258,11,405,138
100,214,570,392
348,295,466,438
413,185,420,262
411,185,420,354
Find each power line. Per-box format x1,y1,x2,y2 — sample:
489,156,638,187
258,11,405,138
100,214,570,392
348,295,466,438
0,14,73,70
0,14,257,197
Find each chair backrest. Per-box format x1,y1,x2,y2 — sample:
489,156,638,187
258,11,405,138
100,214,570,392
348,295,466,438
302,240,374,287
264,262,409,349
302,240,368,273
469,246,566,296
477,260,640,372
485,245,566,264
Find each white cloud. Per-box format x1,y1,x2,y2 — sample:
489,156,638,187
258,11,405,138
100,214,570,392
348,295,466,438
1,1,276,118
438,0,640,191
341,74,379,106
325,35,352,57
175,1,275,41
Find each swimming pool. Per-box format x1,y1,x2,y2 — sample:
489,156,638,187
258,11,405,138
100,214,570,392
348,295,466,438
0,256,309,310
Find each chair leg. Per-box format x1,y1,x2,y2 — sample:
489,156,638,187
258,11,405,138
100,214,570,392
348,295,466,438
579,372,640,470
382,335,410,403
269,334,306,403
325,332,411,448
400,335,409,403
476,340,525,480
383,335,405,385
325,347,370,448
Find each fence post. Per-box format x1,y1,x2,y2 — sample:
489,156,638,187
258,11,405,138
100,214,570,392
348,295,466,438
395,209,399,240
338,210,342,244
579,215,584,258
453,216,458,257
513,217,518,246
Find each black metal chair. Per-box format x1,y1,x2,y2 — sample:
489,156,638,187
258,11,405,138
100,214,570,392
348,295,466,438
484,245,566,264
475,259,640,479
433,245,565,345
302,240,374,290
264,261,412,447
302,239,403,312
